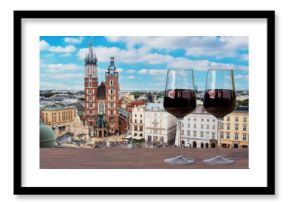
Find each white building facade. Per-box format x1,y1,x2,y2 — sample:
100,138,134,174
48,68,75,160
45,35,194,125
181,108,218,148
130,105,145,138
144,103,177,144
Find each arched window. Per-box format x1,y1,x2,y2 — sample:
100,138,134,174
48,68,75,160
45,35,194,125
98,101,105,113
110,80,113,86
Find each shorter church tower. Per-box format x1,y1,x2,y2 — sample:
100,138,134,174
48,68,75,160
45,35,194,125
105,57,119,135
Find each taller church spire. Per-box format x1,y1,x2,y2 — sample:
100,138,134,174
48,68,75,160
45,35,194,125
85,41,97,65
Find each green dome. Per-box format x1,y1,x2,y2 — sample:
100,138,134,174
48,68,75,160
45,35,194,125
40,123,56,148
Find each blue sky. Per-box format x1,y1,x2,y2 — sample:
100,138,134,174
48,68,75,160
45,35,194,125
40,36,249,91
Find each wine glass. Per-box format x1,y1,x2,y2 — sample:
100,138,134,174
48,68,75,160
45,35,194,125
203,69,236,165
163,69,196,165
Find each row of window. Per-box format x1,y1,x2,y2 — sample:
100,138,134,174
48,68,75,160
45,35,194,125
185,118,216,123
131,121,247,132
108,110,117,115
221,123,247,131
87,89,94,95
134,114,143,118
221,132,247,140
87,103,95,109
44,111,74,123
133,119,143,124
145,113,164,118
108,89,116,95
108,96,116,101
182,130,215,138
225,116,248,123
133,125,143,131
181,130,248,141
147,135,165,143
86,88,118,95
182,123,216,130
184,116,248,123
86,66,95,76
141,128,163,135
108,103,116,109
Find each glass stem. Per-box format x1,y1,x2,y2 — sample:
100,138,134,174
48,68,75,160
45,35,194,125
217,119,222,156
177,118,182,156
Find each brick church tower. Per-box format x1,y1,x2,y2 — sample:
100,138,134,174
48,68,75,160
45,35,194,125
105,57,119,135
84,42,98,136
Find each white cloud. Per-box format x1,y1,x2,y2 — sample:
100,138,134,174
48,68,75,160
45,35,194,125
235,74,249,79
64,37,83,44
42,63,81,72
105,36,248,60
148,69,167,75
40,40,50,51
48,45,76,53
40,81,82,90
60,53,72,57
40,39,76,54
239,54,249,61
117,68,123,73
126,69,136,73
78,44,248,72
220,36,248,50
236,65,249,71
138,69,166,75
138,69,148,74
106,36,217,50
225,74,248,80
98,68,107,73
45,53,55,57
48,73,83,79
153,76,166,81
128,75,135,79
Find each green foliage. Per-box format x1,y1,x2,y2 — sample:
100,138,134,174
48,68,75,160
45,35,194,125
237,99,249,106
132,138,145,143
43,92,59,98
132,92,142,99
156,91,164,98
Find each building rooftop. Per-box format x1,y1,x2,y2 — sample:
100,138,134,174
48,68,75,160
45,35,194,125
41,103,76,111
119,107,129,118
146,103,164,111
126,100,147,112
235,106,249,112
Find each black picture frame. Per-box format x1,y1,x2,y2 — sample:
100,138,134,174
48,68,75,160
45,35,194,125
14,10,275,195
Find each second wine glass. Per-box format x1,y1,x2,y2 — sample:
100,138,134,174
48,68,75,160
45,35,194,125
203,68,236,165
163,69,196,165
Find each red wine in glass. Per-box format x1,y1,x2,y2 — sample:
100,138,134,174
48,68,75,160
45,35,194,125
163,69,196,165
202,69,236,165
164,89,196,119
203,89,236,119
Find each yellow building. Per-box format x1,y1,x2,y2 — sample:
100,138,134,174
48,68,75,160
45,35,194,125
220,107,249,148
41,104,76,125
40,104,88,139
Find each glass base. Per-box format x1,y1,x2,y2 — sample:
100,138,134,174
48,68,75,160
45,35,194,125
203,156,235,165
164,155,195,165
